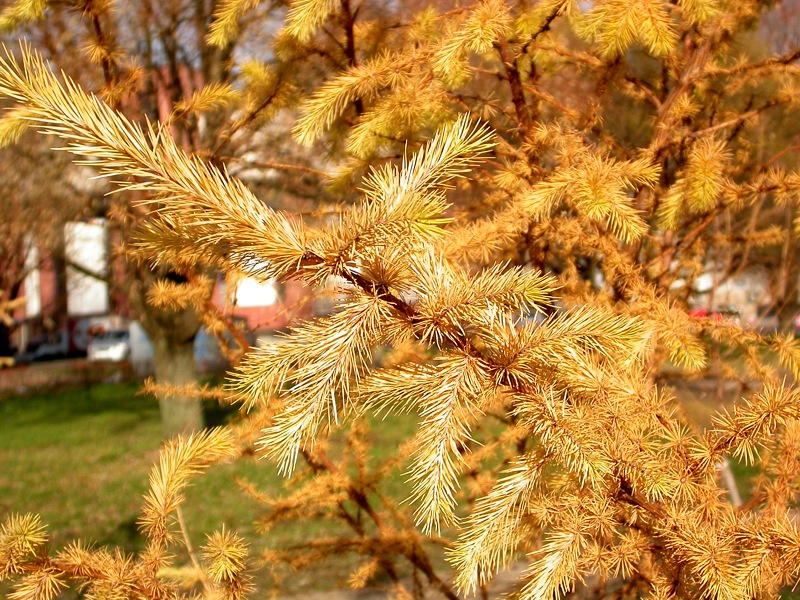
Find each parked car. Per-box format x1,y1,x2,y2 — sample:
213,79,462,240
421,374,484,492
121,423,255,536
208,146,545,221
87,330,131,362
15,330,85,363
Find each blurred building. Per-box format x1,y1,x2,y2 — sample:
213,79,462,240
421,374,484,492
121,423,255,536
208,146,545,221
14,217,311,363
691,268,771,324
14,219,112,353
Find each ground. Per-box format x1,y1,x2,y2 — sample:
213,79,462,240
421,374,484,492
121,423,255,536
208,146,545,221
0,360,778,598
0,368,442,598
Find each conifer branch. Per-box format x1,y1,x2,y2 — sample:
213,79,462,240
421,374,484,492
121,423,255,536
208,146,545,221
139,428,237,547
237,295,396,473
207,0,263,48
0,45,309,281
451,451,547,593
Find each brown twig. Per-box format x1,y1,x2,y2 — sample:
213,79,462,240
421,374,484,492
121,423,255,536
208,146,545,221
176,506,212,597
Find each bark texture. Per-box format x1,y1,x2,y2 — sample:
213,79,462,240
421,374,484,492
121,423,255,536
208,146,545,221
153,335,203,437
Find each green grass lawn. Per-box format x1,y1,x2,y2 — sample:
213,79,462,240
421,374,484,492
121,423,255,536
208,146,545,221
0,383,287,551
0,383,163,549
0,381,427,597
2,376,792,597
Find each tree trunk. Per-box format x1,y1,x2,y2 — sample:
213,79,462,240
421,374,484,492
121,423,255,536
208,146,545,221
129,266,210,439
153,335,204,438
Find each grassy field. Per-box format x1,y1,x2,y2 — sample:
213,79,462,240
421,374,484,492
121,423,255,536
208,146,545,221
0,375,789,598
0,382,165,548
0,384,270,585
0,380,427,597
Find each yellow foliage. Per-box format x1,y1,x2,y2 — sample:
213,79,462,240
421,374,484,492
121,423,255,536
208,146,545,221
207,0,262,47
3,0,800,597
576,0,678,58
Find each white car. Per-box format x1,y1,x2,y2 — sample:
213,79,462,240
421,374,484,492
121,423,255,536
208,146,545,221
87,330,131,362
